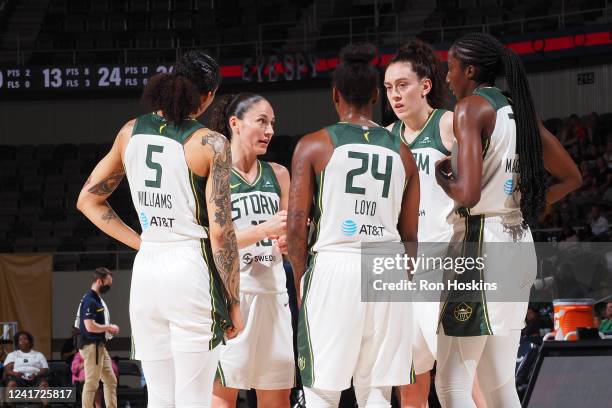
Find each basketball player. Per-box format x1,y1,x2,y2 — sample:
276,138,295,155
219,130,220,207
76,50,243,407
384,40,486,408
287,43,420,407
208,93,294,408
434,33,582,408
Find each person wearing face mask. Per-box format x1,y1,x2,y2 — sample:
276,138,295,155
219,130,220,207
76,267,119,408
208,93,294,408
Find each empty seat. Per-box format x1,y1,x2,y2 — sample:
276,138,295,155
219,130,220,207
75,34,96,50
49,0,69,14
14,238,36,253
173,11,192,30
173,0,192,10
16,145,36,160
36,145,55,160
107,13,127,31
151,12,170,29
156,31,175,48
87,14,107,31
152,0,170,11
0,145,16,160
130,13,149,30
135,32,154,48
0,200,18,216
90,0,110,13
37,237,61,252
130,0,149,12
60,237,83,251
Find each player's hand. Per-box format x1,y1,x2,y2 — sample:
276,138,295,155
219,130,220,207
108,324,120,335
225,304,244,340
262,210,287,238
435,157,454,186
276,235,288,254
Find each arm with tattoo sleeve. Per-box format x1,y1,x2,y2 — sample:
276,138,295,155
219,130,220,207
202,131,241,307
76,121,141,250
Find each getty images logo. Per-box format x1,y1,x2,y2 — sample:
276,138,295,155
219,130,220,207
341,219,358,237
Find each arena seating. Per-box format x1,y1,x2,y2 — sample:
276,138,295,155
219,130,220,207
0,0,605,66
0,134,296,264
31,0,311,63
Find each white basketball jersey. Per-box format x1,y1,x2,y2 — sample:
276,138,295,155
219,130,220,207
391,109,454,242
451,87,521,218
124,113,209,242
230,161,286,294
311,123,406,254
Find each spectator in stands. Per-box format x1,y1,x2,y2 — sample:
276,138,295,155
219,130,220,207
77,267,119,408
584,112,601,145
603,141,612,167
599,302,612,334
521,306,543,340
560,225,578,242
559,114,586,148
3,331,49,405
594,157,611,190
588,205,609,238
61,326,80,366
71,350,119,408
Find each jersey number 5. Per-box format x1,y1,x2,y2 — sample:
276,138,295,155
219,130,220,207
145,144,164,188
345,151,392,198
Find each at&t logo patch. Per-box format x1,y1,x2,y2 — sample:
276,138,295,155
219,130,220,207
341,219,358,236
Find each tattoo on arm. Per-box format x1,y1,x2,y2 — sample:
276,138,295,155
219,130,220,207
202,131,240,305
87,171,125,196
101,203,118,223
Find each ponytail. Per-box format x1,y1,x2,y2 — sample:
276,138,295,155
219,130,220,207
207,93,267,140
452,33,546,226
501,48,545,226
208,94,236,138
141,72,201,125
141,49,221,125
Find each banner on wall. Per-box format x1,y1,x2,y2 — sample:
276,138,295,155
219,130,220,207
0,254,53,358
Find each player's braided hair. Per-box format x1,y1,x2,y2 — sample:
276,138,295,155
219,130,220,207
208,93,266,140
389,39,447,108
142,50,221,125
332,43,379,107
451,33,545,227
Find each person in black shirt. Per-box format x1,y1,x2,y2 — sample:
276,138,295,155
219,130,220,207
77,268,119,408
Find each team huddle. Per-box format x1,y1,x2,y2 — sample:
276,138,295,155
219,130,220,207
76,32,581,408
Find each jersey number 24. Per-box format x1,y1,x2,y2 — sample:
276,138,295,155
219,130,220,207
345,151,392,198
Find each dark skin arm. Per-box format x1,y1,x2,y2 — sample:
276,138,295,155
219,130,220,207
398,143,420,265
435,95,495,208
540,122,582,203
4,362,20,378
287,130,333,307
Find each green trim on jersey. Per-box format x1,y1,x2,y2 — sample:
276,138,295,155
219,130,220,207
230,161,281,196
132,112,204,144
439,214,493,336
299,169,326,386
215,362,227,386
297,253,318,387
188,170,232,349
390,109,451,156
308,170,326,254
473,87,510,111
326,122,401,154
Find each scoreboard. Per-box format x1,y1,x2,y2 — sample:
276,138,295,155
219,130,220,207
0,64,174,92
